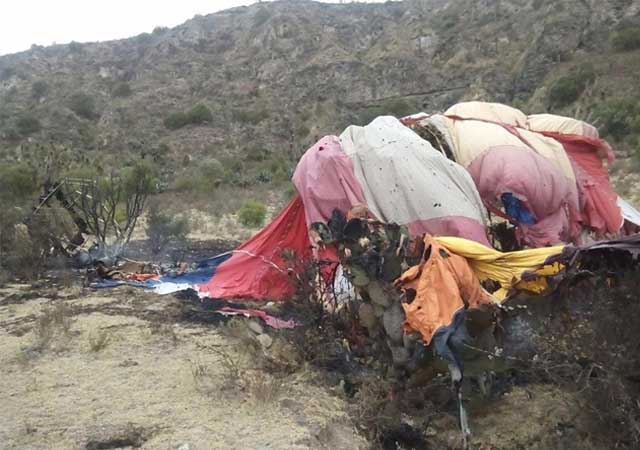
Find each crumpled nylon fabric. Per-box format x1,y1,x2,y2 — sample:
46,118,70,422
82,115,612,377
397,235,492,345
433,236,565,300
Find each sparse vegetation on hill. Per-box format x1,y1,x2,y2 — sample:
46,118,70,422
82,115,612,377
611,25,640,51
68,92,97,120
164,103,213,129
111,82,132,98
548,64,595,108
1,0,638,195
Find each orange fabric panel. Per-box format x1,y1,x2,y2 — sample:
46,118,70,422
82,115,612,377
397,236,491,344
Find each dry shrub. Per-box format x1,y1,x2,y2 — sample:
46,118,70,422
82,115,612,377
189,359,218,395
350,376,398,443
88,329,111,352
219,317,304,377
261,337,304,375
246,370,283,404
509,271,640,449
32,302,73,351
190,345,243,397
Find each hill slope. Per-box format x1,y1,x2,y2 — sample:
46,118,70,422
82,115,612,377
1,0,639,182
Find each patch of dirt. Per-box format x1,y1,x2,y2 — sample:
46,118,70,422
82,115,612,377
0,284,366,450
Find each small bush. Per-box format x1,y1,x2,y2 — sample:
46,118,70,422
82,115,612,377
33,302,73,351
200,158,224,180
164,103,213,129
112,82,132,98
0,163,37,202
548,65,595,108
15,113,41,136
247,371,282,404
31,80,48,99
594,98,640,141
611,26,640,51
238,200,267,227
146,202,190,255
188,103,213,124
68,92,97,119
164,112,189,129
88,329,111,352
173,173,197,191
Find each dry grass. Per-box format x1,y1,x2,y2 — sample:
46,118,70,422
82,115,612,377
189,345,243,397
148,321,178,346
189,338,290,405
32,302,73,351
246,370,283,404
88,329,111,352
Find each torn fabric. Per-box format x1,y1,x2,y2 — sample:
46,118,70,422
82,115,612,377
396,235,492,345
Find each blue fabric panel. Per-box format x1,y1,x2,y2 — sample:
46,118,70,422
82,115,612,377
91,252,233,290
501,193,536,225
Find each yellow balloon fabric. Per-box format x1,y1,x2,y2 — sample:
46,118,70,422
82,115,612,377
434,236,565,300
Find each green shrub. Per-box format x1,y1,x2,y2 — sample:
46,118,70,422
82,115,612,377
238,200,267,227
188,103,213,124
172,159,223,194
146,202,190,255
164,103,213,129
220,157,245,184
265,156,290,183
68,92,97,119
0,163,37,202
164,112,189,130
548,65,595,108
31,80,48,99
200,159,225,181
122,160,159,196
150,142,170,162
611,26,640,51
15,113,41,136
173,173,197,192
594,98,640,141
112,82,132,98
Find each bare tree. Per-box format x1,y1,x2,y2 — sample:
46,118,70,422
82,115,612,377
72,161,156,256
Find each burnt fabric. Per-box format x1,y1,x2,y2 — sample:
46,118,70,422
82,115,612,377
397,235,492,345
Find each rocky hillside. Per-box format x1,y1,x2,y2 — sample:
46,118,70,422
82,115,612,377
1,0,640,182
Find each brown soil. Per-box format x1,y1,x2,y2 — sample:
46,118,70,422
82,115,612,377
0,283,365,450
